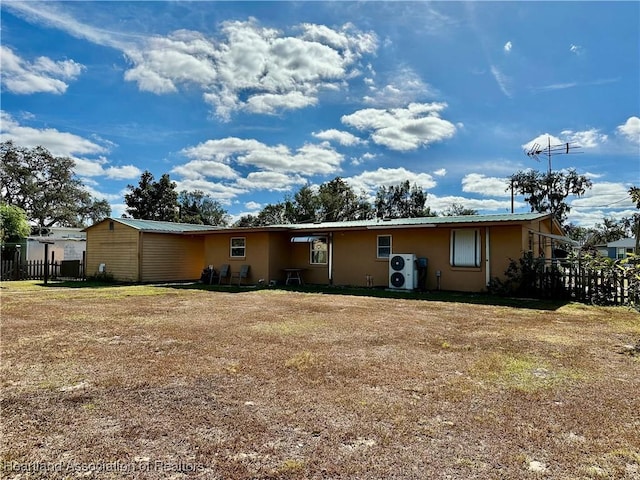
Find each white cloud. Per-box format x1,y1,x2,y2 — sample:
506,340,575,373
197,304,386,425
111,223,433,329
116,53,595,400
1,111,106,157
461,173,510,197
433,168,447,177
312,129,365,146
0,111,141,179
122,19,377,120
504,41,512,53
341,102,456,151
173,178,246,204
180,137,343,177
426,194,517,214
362,66,436,107
105,165,143,180
171,160,239,181
490,65,512,98
523,130,608,155
244,201,262,210
1,46,84,94
570,182,634,209
560,128,608,149
236,171,306,192
569,44,583,55
347,167,437,194
616,116,640,145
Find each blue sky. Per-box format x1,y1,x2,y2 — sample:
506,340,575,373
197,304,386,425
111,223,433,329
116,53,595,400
1,1,638,227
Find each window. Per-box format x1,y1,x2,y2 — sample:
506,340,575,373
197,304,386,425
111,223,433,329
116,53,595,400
310,237,328,264
109,221,114,231
377,235,392,258
230,237,246,258
450,229,481,267
617,247,633,259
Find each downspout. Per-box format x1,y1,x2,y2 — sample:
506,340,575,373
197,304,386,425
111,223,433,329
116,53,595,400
485,227,491,287
138,231,143,283
328,232,333,285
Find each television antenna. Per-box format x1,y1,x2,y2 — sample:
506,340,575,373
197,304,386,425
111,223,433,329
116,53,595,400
525,136,581,173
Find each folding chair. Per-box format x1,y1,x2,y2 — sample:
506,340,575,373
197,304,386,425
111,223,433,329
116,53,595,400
230,264,250,286
218,264,230,285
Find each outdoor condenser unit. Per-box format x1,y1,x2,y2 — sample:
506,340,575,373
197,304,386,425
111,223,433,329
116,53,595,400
388,253,418,290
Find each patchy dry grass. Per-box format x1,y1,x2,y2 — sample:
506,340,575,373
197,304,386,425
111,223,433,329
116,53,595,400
1,281,639,479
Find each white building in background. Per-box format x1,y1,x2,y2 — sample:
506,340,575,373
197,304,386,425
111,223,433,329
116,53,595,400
25,227,86,262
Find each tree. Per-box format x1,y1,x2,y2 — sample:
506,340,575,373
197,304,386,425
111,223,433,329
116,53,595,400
629,186,640,252
290,184,321,223
124,171,179,221
177,190,230,226
0,141,111,227
256,203,294,226
374,180,434,219
508,169,592,224
588,218,628,245
441,203,478,216
0,203,30,243
317,177,373,222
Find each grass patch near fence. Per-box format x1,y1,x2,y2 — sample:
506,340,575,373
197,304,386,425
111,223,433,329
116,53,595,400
2,284,639,479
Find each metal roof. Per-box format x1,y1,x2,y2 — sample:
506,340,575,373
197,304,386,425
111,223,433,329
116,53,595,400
607,237,636,248
276,212,551,231
95,218,221,233
86,212,553,234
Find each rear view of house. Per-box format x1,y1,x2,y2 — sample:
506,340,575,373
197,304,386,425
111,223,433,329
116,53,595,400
85,213,567,292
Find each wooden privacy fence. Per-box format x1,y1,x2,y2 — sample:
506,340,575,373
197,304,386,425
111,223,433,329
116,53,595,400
0,259,85,281
533,259,638,307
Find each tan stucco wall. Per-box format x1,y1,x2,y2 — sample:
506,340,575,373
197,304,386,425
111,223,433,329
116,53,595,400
204,231,273,284
85,221,139,281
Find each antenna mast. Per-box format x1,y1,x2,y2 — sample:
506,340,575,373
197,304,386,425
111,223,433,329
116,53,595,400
525,136,581,174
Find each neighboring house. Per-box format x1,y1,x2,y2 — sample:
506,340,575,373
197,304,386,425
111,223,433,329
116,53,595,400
23,227,86,263
85,213,567,292
607,237,637,259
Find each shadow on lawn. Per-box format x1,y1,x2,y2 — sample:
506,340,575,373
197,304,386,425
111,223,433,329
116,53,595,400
42,280,570,310
168,282,571,311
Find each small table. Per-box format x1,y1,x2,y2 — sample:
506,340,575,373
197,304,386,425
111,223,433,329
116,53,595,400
283,268,305,286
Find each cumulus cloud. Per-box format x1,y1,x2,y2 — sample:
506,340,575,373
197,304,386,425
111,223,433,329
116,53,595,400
180,137,344,177
0,111,141,179
236,171,307,192
172,160,239,181
570,182,635,209
123,19,377,120
433,168,447,177
461,173,510,197
504,41,512,53
347,167,437,194
1,46,84,94
523,130,608,154
312,129,365,146
1,111,106,157
560,128,608,149
341,102,456,151
426,194,516,213
616,116,640,144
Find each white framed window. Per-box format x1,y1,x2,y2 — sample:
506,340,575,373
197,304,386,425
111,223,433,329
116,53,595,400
310,237,328,264
377,235,392,258
450,229,481,267
230,237,246,258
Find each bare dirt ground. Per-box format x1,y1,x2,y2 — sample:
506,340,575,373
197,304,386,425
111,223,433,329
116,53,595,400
1,281,639,479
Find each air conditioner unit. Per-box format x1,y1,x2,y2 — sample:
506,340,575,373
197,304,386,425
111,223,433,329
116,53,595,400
389,253,417,290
